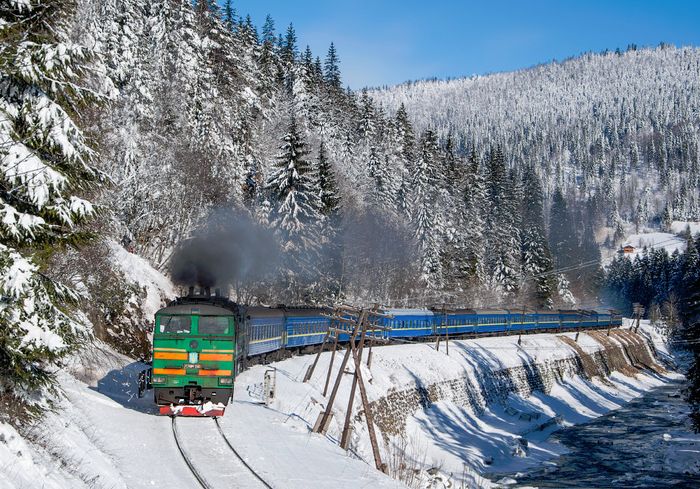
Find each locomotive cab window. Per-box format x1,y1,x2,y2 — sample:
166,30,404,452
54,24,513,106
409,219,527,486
159,315,191,334
198,316,230,335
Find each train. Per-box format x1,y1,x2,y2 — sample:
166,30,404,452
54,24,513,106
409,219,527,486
149,287,621,416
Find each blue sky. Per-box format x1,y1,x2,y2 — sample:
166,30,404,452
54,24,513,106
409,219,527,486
228,1,700,89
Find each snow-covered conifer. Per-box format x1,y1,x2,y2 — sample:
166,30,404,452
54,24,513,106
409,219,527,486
265,116,323,298
484,147,519,296
412,130,443,290
324,42,342,90
0,0,111,406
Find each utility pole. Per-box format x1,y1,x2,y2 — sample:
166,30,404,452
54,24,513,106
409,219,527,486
340,309,369,449
313,305,391,473
435,304,450,355
350,313,387,473
304,329,331,382
313,313,359,435
323,330,340,396
632,303,645,334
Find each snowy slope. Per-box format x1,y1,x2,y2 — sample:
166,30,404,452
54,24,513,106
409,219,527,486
107,239,177,319
670,220,700,235
620,232,686,259
234,327,679,487
0,344,404,489
0,323,679,489
601,227,689,266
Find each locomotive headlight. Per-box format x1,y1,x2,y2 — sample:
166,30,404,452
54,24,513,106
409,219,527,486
188,352,199,364
152,376,166,384
219,377,233,385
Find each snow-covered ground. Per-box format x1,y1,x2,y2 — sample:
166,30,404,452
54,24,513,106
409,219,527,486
107,240,177,319
670,220,700,236
0,321,686,489
237,322,680,487
0,345,404,489
601,221,699,266
620,232,686,259
601,228,689,266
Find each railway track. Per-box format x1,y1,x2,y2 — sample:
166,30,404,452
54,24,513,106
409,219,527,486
214,418,273,489
171,416,273,489
171,417,212,489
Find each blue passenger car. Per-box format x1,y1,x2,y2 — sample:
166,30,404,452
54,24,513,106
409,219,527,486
243,307,285,356
284,308,330,348
236,302,621,360
383,309,435,338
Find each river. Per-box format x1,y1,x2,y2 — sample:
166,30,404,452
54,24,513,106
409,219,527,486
491,379,700,488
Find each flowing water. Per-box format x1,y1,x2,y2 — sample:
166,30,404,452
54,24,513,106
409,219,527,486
492,380,700,488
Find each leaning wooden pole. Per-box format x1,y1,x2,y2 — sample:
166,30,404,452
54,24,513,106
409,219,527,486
322,332,340,396
350,318,386,473
340,310,369,449
314,322,358,435
304,329,331,382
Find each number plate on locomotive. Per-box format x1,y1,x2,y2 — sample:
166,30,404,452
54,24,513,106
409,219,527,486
183,363,201,369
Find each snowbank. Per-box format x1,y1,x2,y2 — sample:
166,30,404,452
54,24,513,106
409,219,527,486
107,239,176,319
235,327,678,488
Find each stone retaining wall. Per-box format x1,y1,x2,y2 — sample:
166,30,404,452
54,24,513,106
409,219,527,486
368,330,663,437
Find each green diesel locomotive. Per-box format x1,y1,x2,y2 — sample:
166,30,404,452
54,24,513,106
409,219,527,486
152,291,238,416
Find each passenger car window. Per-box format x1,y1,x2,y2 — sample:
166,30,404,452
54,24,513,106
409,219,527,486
160,315,191,334
198,316,229,335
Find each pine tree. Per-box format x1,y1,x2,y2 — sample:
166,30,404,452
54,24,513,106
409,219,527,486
460,149,487,292
549,188,578,270
395,103,415,166
262,14,276,46
484,147,519,296
412,130,443,290
324,42,342,90
222,0,236,29
520,166,557,307
313,56,323,81
265,116,323,296
0,0,111,407
281,23,297,67
316,142,343,298
317,142,341,218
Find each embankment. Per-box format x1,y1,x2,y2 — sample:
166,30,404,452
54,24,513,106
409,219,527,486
239,324,676,488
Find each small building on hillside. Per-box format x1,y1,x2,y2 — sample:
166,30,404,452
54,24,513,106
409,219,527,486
621,244,636,254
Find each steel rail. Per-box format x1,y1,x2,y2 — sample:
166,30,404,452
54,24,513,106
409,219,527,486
171,417,212,489
214,417,274,489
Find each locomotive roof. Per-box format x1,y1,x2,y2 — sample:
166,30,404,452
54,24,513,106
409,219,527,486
156,303,234,316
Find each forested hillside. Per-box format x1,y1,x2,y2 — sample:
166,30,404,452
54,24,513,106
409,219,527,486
70,1,700,315
370,44,700,307
4,1,700,409
370,46,700,226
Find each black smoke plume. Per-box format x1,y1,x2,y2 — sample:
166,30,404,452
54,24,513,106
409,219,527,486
169,209,280,289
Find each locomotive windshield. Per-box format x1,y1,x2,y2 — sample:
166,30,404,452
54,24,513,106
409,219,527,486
159,315,191,334
198,316,230,335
